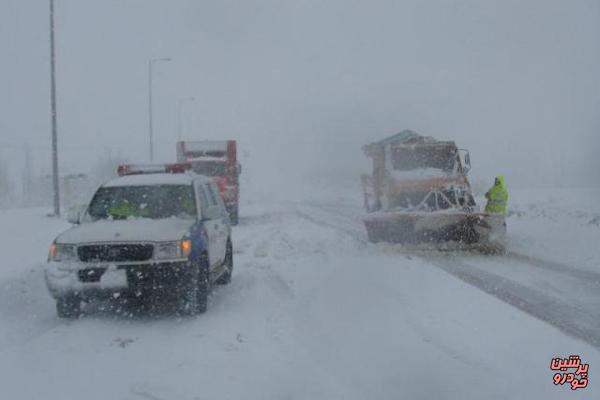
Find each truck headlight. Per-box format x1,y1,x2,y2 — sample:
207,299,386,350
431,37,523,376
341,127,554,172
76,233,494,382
48,243,78,262
155,240,192,260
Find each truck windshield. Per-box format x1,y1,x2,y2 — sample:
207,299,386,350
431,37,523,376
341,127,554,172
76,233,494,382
87,185,196,221
391,146,456,172
191,161,226,177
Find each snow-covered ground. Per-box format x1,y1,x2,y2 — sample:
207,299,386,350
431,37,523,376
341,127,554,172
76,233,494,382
0,186,598,399
507,188,600,271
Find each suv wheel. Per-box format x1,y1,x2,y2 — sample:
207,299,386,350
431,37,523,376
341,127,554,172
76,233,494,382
196,254,210,313
216,240,233,285
56,295,82,319
177,254,209,315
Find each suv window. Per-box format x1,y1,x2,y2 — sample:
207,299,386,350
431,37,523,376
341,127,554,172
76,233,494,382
208,181,226,211
205,183,218,206
196,183,212,219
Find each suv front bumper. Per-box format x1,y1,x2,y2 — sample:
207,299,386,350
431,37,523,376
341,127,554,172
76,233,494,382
45,261,191,300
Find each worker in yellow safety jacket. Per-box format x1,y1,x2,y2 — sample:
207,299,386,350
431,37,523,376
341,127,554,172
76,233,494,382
108,200,150,219
485,176,508,214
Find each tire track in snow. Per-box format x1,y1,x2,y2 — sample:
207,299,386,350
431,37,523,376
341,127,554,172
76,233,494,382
289,206,368,245
297,200,600,283
227,210,299,345
292,201,600,349
423,255,600,350
0,269,64,352
506,251,600,284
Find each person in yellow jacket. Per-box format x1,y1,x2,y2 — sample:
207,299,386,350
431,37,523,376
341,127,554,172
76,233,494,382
108,200,150,219
485,176,508,214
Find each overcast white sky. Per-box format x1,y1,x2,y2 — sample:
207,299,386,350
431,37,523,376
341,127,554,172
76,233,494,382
1,0,599,191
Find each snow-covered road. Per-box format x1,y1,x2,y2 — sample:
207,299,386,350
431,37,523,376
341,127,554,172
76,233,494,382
0,197,598,399
295,200,600,350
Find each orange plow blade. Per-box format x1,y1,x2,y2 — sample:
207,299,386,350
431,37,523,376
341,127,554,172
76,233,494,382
363,211,506,251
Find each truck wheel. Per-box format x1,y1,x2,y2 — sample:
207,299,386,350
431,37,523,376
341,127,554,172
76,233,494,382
229,205,239,225
56,295,82,319
366,227,381,243
216,240,233,285
177,254,209,315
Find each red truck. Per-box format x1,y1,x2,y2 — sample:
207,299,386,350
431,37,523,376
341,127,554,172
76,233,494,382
176,140,241,224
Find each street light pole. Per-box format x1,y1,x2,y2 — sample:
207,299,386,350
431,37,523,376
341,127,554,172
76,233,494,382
177,97,195,140
49,0,60,216
148,57,171,162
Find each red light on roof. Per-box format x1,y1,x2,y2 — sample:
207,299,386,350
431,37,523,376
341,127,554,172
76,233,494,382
117,164,135,176
117,163,192,176
165,163,192,174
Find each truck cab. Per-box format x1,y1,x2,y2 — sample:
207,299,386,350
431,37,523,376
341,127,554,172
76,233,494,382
45,163,233,318
362,131,474,213
361,130,505,250
176,140,241,224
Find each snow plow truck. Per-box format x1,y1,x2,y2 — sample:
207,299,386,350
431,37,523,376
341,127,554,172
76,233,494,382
361,130,505,251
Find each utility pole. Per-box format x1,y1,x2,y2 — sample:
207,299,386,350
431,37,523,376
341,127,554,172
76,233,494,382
23,144,32,206
50,0,60,216
148,57,171,162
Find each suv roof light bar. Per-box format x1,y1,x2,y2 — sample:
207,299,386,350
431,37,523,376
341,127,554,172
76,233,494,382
117,163,192,176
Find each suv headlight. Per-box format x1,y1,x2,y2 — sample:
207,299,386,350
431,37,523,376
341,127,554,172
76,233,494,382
48,243,78,262
155,240,192,260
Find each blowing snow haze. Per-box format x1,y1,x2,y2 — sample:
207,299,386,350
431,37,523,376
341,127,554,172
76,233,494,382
1,0,599,201
4,2,600,399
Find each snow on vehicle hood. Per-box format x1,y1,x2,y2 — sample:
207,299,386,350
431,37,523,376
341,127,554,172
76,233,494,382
56,218,195,244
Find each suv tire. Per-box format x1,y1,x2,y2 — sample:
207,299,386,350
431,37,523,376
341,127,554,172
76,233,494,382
216,240,233,285
177,254,209,315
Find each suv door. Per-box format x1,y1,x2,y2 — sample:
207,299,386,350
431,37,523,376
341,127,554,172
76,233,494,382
195,181,220,270
204,182,228,266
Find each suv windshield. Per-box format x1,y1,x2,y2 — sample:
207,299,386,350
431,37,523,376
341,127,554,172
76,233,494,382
87,185,196,221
